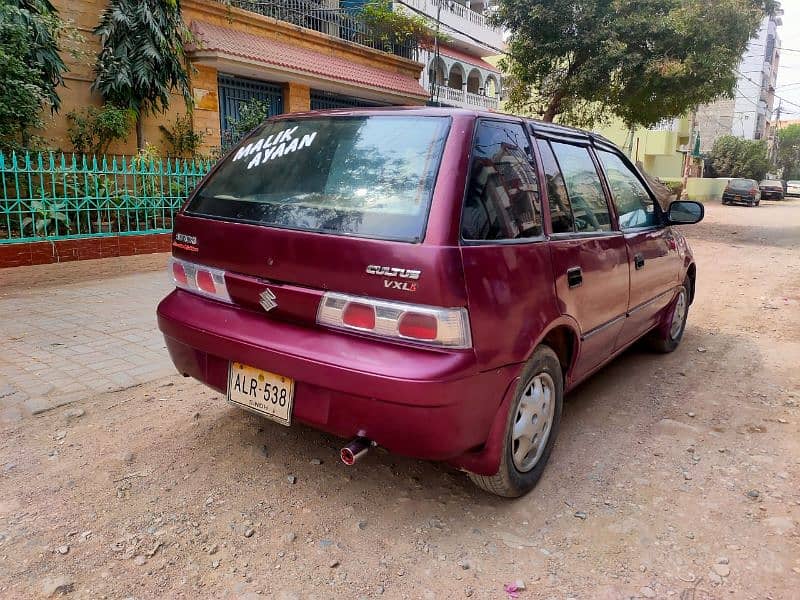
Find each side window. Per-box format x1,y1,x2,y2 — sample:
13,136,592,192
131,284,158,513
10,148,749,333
536,139,575,233
461,121,542,241
597,151,657,229
549,142,612,233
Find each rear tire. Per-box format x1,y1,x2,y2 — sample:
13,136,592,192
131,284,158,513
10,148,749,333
648,281,690,353
468,346,563,497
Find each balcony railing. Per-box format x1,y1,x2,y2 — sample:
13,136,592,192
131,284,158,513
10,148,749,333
403,0,497,30
400,0,503,49
225,0,418,60
432,84,499,110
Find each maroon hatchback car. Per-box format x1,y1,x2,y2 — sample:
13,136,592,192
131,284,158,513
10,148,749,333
157,108,703,497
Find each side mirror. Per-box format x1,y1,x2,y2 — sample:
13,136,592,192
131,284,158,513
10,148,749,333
667,200,704,225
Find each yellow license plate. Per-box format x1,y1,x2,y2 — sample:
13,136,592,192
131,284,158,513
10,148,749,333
227,362,294,426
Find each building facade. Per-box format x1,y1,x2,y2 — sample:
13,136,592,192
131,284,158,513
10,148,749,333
594,117,696,180
696,7,783,152
45,0,433,156
398,0,503,110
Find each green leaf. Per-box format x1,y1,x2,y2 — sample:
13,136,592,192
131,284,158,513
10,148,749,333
494,0,771,127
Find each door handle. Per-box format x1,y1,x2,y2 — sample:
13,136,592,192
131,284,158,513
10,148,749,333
567,267,583,288
634,253,645,270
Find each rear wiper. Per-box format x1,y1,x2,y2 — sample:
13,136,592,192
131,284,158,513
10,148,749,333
212,194,240,201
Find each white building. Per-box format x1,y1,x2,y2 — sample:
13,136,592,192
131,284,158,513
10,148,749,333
397,0,504,110
696,7,783,151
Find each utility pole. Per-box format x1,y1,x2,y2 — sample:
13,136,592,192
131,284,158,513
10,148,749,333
771,100,782,172
428,3,442,105
681,110,698,200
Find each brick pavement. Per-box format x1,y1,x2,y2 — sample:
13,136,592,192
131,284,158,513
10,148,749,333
0,254,175,423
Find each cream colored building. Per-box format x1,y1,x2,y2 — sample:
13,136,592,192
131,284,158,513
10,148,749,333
593,117,696,180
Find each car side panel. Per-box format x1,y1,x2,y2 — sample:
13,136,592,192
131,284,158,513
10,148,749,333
616,226,681,346
548,234,630,381
460,242,561,369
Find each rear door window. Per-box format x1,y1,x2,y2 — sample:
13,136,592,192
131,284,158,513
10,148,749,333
549,142,612,233
536,139,575,233
186,116,450,242
596,151,657,229
461,120,543,241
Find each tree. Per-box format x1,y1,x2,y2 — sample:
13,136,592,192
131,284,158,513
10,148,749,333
493,0,773,127
776,124,800,181
707,136,770,181
0,0,68,151
92,0,192,150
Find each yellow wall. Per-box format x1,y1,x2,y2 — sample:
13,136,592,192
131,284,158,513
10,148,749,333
661,178,728,202
44,0,424,156
593,117,692,180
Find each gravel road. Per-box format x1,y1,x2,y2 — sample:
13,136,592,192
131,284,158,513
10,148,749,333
1,199,799,599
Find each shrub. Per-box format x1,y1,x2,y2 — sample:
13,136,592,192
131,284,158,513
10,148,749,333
228,98,272,144
67,105,134,156
159,114,205,158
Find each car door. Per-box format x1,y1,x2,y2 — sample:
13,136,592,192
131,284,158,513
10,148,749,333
534,135,630,383
459,119,556,369
594,147,680,347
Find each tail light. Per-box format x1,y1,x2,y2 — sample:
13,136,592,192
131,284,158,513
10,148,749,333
168,257,231,303
317,292,472,349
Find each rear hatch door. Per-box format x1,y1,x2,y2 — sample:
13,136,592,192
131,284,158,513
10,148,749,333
173,114,466,324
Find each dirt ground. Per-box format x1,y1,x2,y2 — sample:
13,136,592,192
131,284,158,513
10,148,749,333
1,199,799,600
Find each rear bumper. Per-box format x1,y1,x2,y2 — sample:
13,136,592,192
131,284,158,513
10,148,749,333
157,290,517,463
722,192,756,204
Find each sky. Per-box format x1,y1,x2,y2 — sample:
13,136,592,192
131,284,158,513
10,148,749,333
776,0,800,120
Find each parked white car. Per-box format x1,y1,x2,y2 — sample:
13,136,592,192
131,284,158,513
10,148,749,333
786,181,800,197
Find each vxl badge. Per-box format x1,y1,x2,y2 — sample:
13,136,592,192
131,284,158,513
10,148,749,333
259,288,278,312
365,265,421,292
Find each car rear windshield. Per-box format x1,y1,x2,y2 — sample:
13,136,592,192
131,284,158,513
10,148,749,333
729,178,755,189
185,116,450,242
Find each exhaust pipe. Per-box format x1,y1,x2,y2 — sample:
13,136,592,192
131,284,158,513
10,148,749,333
340,437,371,465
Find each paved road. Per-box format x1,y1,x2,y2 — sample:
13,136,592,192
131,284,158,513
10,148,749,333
0,254,173,423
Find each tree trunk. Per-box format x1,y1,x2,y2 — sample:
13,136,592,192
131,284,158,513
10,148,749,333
135,116,144,151
542,89,567,122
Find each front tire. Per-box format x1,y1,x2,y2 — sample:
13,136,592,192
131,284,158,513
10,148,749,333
648,281,690,353
468,346,563,497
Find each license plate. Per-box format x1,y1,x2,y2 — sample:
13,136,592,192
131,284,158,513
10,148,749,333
227,362,294,426
735,195,741,201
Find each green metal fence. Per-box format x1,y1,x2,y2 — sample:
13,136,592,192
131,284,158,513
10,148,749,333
0,151,212,244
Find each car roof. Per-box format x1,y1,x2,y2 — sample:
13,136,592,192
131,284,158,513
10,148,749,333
266,106,617,148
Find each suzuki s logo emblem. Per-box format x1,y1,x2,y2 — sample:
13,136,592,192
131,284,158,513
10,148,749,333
259,288,278,312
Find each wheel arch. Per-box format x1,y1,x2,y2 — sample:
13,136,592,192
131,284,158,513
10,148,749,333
449,317,580,477
533,318,581,385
